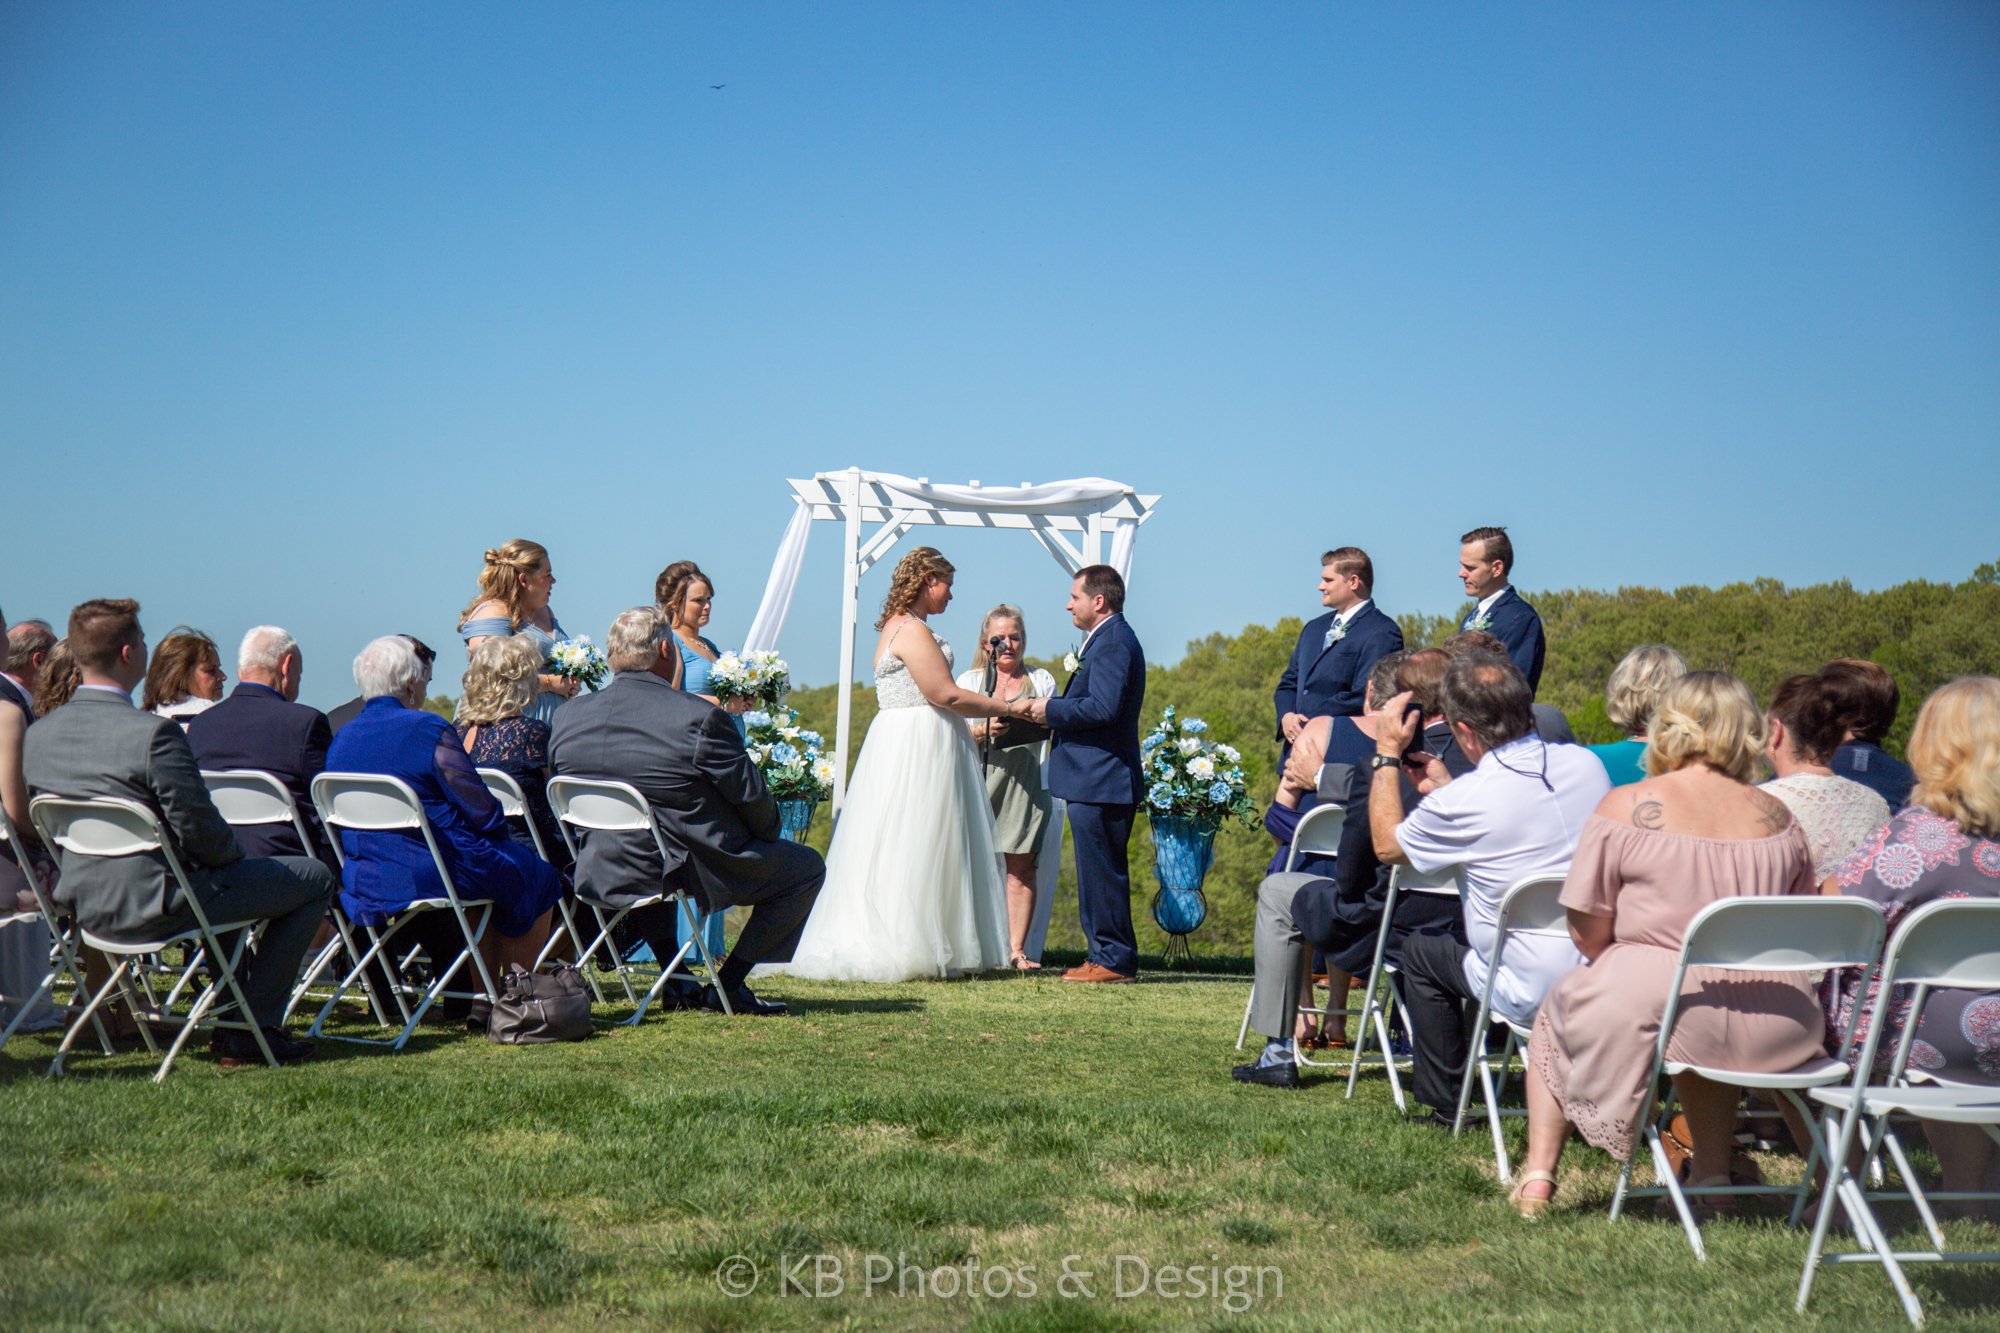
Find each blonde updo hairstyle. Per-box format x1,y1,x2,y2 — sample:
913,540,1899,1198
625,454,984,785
460,538,550,630
1645,670,1767,783
654,560,711,631
1907,677,2000,837
876,547,955,629
972,604,1027,670
457,635,544,728
1604,644,1691,737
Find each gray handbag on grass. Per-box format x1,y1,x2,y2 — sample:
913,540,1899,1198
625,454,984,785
487,963,593,1044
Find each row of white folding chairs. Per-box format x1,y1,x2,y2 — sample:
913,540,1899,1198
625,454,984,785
0,800,113,1058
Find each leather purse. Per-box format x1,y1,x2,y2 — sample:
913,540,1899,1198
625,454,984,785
486,963,593,1044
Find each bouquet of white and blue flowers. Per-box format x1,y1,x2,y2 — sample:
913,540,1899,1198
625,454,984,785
1139,706,1258,831
742,707,834,802
546,636,609,692
707,649,791,710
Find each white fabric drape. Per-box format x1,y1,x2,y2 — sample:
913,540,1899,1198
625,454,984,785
742,474,1143,656
741,501,813,653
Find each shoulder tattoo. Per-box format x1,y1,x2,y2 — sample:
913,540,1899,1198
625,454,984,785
1632,800,1665,830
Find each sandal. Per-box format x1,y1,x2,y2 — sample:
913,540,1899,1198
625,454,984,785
1509,1170,1558,1219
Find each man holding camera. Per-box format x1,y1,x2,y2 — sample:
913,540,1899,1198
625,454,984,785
1368,650,1608,1124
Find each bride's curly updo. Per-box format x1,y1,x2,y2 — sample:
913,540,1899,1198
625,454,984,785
459,538,549,630
876,547,955,629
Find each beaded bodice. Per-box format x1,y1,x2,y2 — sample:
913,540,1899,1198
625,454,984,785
875,625,951,710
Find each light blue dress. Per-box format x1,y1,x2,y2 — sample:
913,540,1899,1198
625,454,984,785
458,613,568,726
1588,738,1648,787
669,634,729,960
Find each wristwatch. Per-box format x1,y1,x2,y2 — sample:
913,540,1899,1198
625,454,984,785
1369,754,1401,771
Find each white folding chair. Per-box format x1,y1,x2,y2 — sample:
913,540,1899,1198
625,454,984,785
1451,875,1570,1181
543,776,730,1023
28,794,277,1080
480,768,603,1004
1605,896,1888,1259
1,800,105,1053
307,773,497,1050
1343,864,1460,1108
1235,803,1346,1050
201,769,385,1026
1798,898,2000,1327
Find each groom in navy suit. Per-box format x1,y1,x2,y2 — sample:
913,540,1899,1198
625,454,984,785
1456,526,1545,693
1020,565,1146,983
1273,547,1404,757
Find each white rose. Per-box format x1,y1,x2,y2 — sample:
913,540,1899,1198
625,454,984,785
1187,756,1216,781
1177,737,1202,757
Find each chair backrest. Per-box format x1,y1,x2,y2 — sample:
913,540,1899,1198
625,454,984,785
1392,863,1461,898
1494,875,1570,937
1680,895,1886,973
202,769,301,825
1879,897,2000,992
311,772,427,834
545,776,655,834
28,794,211,936
1284,804,1347,872
478,768,551,864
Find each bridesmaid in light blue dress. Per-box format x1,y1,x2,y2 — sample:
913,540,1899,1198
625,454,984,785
458,539,579,727
657,560,743,958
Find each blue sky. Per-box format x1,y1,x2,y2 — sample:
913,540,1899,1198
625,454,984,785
3,3,1995,709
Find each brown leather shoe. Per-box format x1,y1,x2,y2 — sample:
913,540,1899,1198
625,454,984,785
1060,962,1136,984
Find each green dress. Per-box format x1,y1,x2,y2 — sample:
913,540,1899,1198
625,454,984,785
960,668,1054,855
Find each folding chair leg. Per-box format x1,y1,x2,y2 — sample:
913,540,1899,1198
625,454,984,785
1235,984,1254,1050
674,894,729,1015
1646,1121,1706,1260
1482,1055,1512,1182
49,959,130,1076
1878,1125,1949,1251
1344,974,1379,1099
0,969,59,1048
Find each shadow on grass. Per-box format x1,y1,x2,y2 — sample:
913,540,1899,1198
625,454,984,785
796,998,926,1015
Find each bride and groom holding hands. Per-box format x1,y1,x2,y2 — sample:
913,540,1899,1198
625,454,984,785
782,549,1148,985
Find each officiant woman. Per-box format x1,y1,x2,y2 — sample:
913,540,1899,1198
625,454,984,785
960,605,1055,971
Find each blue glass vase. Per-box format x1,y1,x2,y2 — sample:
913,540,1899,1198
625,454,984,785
776,799,817,842
1148,814,1215,959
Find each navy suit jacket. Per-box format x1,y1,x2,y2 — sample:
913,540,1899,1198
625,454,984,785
1044,613,1146,806
1272,603,1405,740
186,681,335,865
1462,586,1546,693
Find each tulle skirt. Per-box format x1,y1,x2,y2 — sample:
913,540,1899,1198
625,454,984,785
780,704,1009,982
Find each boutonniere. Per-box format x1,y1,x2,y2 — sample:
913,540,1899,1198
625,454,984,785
1467,613,1494,633
1062,643,1083,674
1323,619,1349,649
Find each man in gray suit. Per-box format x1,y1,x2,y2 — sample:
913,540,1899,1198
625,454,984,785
23,599,334,1064
549,606,823,1016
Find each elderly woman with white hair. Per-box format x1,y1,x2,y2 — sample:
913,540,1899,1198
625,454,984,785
324,635,563,1024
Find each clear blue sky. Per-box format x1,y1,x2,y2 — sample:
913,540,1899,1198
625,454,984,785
4,3,1995,709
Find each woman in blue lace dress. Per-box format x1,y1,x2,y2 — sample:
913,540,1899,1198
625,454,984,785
458,538,577,726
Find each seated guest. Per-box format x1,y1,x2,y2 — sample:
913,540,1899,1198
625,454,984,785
142,627,226,728
1586,644,1690,785
1235,654,1457,1085
5,618,56,709
0,606,59,1034
1515,673,1821,1216
1820,659,1915,810
1273,547,1405,758
549,606,824,1016
32,639,80,716
325,636,562,1012
22,599,334,1065
1368,650,1610,1124
187,626,334,865
1761,673,1890,878
456,635,569,872
327,635,435,735
1446,630,1576,743
1826,677,2000,1219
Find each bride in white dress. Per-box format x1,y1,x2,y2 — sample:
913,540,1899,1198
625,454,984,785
782,547,1016,982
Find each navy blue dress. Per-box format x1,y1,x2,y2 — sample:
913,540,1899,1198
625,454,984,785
325,698,562,938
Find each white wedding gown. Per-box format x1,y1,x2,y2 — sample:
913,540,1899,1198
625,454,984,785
780,625,1010,982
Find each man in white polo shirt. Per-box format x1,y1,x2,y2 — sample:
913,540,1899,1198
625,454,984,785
1368,649,1609,1125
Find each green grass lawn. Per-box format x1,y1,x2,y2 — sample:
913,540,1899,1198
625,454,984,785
3,956,1996,1331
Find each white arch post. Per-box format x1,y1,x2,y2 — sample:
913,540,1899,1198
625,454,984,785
741,468,1161,816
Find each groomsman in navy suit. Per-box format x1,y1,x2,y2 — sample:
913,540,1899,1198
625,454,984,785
1457,526,1545,693
1022,565,1146,983
1273,547,1404,757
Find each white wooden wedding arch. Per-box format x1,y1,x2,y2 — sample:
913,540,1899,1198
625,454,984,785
741,468,1162,814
